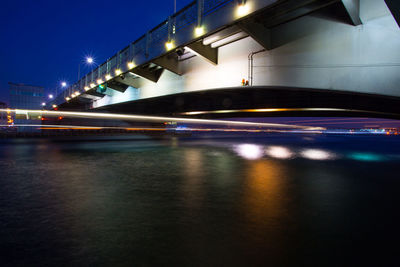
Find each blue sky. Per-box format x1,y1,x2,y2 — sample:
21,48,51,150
0,0,193,103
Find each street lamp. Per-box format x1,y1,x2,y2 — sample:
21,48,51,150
48,94,54,99
77,56,95,80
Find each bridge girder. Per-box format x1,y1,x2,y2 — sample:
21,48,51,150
385,0,400,27
238,0,362,50
114,72,142,88
106,80,129,93
130,65,164,83
153,54,182,76
94,86,400,120
186,41,218,65
342,0,362,25
84,90,105,98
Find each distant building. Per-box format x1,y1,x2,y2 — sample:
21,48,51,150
9,82,44,132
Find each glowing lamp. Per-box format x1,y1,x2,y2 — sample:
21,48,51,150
90,83,96,88
105,74,112,80
237,3,250,17
115,69,122,76
165,41,174,51
97,79,103,85
194,26,205,37
84,86,90,91
65,97,71,101
127,62,135,69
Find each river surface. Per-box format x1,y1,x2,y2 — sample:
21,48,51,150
1,133,399,266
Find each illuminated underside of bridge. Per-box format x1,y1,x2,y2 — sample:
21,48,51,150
51,0,400,119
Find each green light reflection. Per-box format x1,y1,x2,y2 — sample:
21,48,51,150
349,153,385,162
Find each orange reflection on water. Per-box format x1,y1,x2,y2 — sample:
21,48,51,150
243,160,287,226
181,149,205,208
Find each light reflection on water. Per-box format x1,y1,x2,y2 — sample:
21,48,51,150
0,134,400,266
232,143,391,162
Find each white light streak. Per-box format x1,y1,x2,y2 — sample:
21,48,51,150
0,109,319,130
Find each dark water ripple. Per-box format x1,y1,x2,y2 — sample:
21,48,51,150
0,134,399,266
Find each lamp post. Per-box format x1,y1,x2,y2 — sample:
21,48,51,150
58,81,67,98
77,56,94,80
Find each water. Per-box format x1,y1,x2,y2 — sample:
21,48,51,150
1,134,399,266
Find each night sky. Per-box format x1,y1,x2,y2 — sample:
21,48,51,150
0,0,193,103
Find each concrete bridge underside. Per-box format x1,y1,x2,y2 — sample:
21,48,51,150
59,0,400,118
88,86,400,119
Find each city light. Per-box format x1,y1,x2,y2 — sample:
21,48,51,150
97,79,103,85
105,74,112,80
90,83,96,88
48,94,54,99
61,81,67,87
41,102,46,106
86,57,94,64
65,97,71,101
127,62,135,69
75,91,81,96
165,41,174,51
115,69,122,76
52,105,57,108
84,86,90,91
194,26,205,37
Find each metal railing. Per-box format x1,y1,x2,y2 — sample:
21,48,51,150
56,0,236,105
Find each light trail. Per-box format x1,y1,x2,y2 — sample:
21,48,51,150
179,108,399,117
0,124,323,133
0,109,324,130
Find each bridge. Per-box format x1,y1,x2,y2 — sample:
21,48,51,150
50,0,400,119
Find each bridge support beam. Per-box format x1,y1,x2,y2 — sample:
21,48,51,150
106,80,129,93
130,65,164,83
79,93,103,101
153,54,182,75
84,90,105,98
342,0,362,26
238,20,272,50
186,41,218,65
385,0,400,27
115,72,142,88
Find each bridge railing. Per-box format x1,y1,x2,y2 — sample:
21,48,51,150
55,0,242,105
